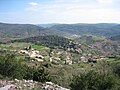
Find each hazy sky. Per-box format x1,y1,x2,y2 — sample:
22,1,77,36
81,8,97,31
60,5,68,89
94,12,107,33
0,0,120,24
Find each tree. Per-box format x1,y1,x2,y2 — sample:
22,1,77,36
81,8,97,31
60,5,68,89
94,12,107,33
33,67,51,82
0,53,26,79
70,70,120,90
113,63,120,78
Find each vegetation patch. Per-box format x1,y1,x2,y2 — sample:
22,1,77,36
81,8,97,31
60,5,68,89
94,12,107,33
32,45,49,50
0,42,31,50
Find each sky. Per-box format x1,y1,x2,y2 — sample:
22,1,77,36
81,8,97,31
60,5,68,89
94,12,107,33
0,0,120,24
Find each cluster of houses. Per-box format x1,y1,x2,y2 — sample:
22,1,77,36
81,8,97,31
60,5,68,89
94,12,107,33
64,54,105,65
19,47,45,62
18,45,105,65
67,41,82,54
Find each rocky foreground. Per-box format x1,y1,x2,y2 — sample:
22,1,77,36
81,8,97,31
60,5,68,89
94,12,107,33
0,79,70,90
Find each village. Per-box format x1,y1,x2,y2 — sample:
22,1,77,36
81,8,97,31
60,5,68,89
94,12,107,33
18,42,105,65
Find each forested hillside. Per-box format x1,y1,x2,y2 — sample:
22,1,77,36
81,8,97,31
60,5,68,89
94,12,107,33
74,35,120,54
12,35,71,49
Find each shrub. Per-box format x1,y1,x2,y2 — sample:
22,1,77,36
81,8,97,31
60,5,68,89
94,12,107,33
70,70,120,90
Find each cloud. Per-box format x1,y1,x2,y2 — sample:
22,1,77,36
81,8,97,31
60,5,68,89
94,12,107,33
23,0,120,23
29,2,38,6
25,2,39,11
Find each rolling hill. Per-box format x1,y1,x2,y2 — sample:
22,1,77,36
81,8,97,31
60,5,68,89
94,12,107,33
11,35,102,55
0,23,47,41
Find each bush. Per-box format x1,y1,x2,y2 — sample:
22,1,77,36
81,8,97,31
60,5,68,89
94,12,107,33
0,53,51,82
113,63,120,78
70,70,120,90
33,67,51,82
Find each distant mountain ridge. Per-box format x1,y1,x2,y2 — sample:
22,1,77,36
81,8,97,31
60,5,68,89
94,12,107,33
0,22,120,42
49,23,120,37
37,23,59,28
